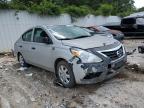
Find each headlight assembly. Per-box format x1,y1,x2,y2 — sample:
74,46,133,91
70,48,102,63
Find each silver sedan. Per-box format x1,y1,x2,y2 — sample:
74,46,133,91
14,25,127,88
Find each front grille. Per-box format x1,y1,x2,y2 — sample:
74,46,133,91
102,46,123,61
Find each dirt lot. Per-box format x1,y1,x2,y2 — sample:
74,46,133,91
1,39,144,108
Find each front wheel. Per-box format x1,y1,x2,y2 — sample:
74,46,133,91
56,60,76,88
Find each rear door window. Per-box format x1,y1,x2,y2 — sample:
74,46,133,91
22,29,33,42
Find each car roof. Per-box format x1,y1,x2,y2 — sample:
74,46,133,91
45,25,73,29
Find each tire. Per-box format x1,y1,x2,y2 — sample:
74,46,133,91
56,60,76,88
18,53,28,67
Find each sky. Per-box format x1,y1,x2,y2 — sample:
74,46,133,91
134,0,144,8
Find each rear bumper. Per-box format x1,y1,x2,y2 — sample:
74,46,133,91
72,54,127,84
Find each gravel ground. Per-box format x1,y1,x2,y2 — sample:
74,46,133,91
124,39,144,69
0,39,144,108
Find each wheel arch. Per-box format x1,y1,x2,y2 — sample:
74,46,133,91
54,58,67,72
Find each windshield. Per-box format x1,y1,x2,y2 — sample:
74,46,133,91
48,26,92,40
97,26,110,32
82,27,96,33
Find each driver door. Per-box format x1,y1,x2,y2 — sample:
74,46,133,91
29,27,53,70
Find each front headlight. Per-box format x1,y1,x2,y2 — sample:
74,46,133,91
70,48,102,63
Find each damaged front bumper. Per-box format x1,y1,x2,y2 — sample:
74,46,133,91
72,53,127,84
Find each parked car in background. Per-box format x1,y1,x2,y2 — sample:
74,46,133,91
121,16,144,37
84,26,124,42
81,27,114,39
104,16,144,37
14,25,127,88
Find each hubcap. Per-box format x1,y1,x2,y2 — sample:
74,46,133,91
58,65,70,84
19,55,24,66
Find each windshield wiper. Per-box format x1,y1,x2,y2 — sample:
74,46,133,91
60,38,72,40
72,35,91,39
60,35,91,40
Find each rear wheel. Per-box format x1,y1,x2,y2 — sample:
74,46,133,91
18,53,28,67
56,60,76,88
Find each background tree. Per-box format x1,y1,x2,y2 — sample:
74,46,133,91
0,0,9,9
111,0,136,16
0,0,137,17
96,4,113,16
137,7,144,12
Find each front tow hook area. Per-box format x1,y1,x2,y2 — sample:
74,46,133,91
83,72,103,79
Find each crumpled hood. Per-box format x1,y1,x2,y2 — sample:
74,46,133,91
62,34,118,49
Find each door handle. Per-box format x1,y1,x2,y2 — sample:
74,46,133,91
19,45,22,48
31,47,36,50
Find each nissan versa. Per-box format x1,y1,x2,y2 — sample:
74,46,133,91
14,25,127,88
